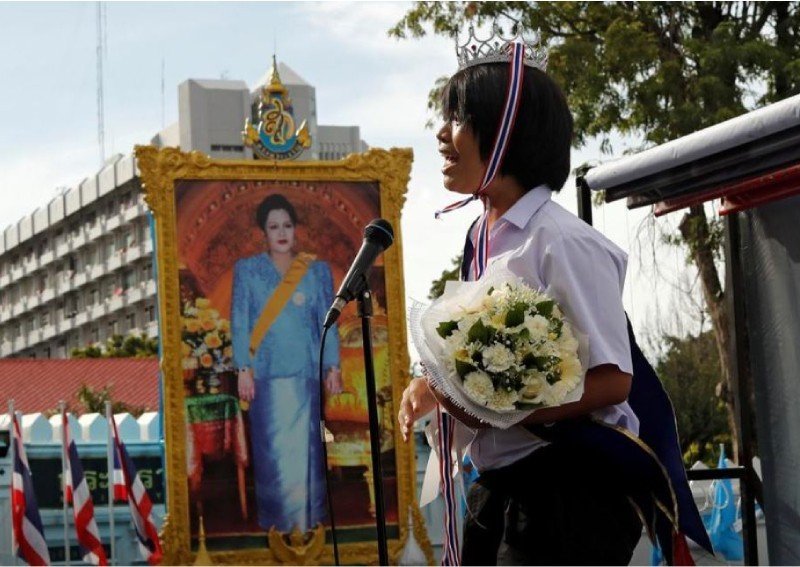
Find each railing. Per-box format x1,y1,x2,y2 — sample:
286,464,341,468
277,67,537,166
23,256,39,273
39,249,55,268
41,288,56,303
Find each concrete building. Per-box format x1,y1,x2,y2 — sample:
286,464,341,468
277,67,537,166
0,61,367,359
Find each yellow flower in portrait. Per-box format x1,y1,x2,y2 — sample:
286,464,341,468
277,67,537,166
208,309,220,320
218,320,231,333
195,298,211,309
185,319,201,333
201,318,216,332
223,346,233,358
200,353,214,368
205,333,222,349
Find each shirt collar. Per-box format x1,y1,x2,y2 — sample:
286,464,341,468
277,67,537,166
500,184,552,229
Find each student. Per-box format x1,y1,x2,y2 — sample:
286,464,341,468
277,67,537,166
400,32,711,565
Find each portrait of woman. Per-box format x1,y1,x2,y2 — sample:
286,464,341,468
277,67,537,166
230,193,343,533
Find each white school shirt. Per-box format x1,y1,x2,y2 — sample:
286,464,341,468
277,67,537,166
463,184,640,472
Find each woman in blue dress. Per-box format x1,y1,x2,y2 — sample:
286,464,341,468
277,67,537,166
231,193,342,532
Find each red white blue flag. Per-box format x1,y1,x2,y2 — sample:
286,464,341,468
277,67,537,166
62,410,108,565
11,412,51,566
110,418,163,565
111,431,128,502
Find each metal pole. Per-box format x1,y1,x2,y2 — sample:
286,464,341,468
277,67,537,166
576,176,593,226
9,400,17,567
60,401,70,565
724,212,759,565
106,401,116,566
356,284,389,566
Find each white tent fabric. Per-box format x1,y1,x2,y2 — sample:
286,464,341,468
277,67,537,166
584,94,800,191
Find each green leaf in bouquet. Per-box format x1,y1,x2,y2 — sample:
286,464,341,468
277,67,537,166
532,355,560,372
467,318,491,344
549,318,563,338
535,300,555,318
455,359,477,378
545,367,563,385
487,286,495,296
521,352,538,369
436,320,459,339
505,301,528,327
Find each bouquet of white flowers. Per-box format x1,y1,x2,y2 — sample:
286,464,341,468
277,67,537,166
410,266,587,428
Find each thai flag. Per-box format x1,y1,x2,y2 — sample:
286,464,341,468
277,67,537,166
110,418,163,565
111,433,128,502
62,410,108,565
10,412,51,566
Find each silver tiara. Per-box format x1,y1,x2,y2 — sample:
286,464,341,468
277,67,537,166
456,24,548,71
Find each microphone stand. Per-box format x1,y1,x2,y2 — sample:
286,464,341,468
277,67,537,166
355,276,390,566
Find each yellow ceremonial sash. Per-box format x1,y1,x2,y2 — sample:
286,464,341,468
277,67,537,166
248,252,316,358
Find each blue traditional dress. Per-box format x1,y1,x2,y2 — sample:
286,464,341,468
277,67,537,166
231,253,340,532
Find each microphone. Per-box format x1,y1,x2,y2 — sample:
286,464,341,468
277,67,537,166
324,219,394,329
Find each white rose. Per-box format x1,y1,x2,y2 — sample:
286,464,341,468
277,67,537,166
463,371,495,406
481,344,516,373
488,387,519,411
524,314,550,338
520,374,546,402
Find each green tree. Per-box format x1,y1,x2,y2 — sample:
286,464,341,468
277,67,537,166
76,383,147,417
429,254,463,299
392,1,800,459
656,330,730,466
71,332,159,358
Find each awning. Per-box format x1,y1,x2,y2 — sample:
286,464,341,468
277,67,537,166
582,94,800,214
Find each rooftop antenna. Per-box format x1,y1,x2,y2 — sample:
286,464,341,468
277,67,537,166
96,2,106,165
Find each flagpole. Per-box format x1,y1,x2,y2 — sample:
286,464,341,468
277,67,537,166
106,401,116,566
60,401,70,565
8,400,17,567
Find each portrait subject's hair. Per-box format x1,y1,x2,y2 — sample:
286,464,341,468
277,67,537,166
441,64,573,192
256,194,298,231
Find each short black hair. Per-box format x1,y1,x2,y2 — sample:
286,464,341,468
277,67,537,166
256,194,298,231
442,64,573,192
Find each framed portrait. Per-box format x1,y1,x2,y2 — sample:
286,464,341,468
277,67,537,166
135,146,433,565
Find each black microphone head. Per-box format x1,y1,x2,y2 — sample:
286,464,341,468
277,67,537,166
364,219,394,250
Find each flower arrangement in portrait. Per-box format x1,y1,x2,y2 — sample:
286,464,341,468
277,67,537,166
182,297,234,393
410,267,587,428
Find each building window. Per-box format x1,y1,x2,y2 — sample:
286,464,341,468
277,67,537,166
108,319,119,336
90,326,99,343
210,144,245,152
122,269,135,291
146,304,156,323
126,312,136,331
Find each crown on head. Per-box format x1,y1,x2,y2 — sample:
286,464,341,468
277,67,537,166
456,23,548,72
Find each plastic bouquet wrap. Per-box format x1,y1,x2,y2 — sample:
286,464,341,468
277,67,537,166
410,266,588,429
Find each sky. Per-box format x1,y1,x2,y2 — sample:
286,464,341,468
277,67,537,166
0,1,704,359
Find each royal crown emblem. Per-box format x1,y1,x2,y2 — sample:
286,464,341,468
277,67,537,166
243,55,312,160
456,24,548,71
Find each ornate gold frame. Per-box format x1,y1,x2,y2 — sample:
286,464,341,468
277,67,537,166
134,145,434,565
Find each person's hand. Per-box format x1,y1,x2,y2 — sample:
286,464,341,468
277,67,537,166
325,367,343,395
398,377,438,442
238,368,255,402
